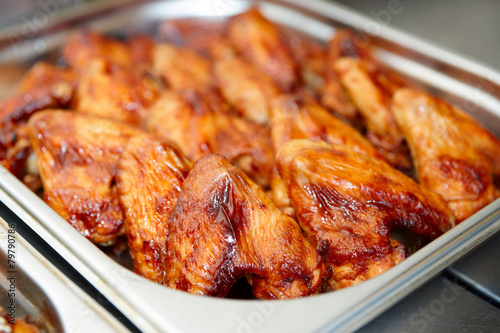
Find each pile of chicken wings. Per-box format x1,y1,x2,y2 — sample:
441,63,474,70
1,8,499,299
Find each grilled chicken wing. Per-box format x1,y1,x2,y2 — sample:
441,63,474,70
269,94,382,215
280,27,327,95
0,62,75,189
62,30,133,70
277,139,454,290
148,88,274,188
74,58,159,127
166,154,325,299
321,30,365,123
116,134,191,283
214,56,280,124
335,57,411,172
28,110,143,245
227,8,299,91
158,18,234,59
153,43,212,90
392,88,500,222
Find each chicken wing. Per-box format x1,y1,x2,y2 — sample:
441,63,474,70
62,30,133,70
0,62,74,189
335,57,412,172
166,154,325,299
321,29,365,123
116,134,191,283
158,18,234,59
227,8,299,91
269,94,382,215
392,88,500,222
74,58,159,127
27,110,143,245
148,89,274,188
280,27,327,95
153,43,212,91
214,56,280,124
277,139,454,290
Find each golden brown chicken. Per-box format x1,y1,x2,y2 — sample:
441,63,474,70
74,58,159,127
214,56,281,124
148,88,274,188
116,134,191,283
158,18,233,59
27,110,143,245
227,8,299,91
269,93,383,215
321,29,364,123
392,88,500,222
280,27,327,95
277,140,455,290
153,43,212,91
0,310,41,333
0,62,75,189
165,154,325,299
62,30,134,70
335,56,412,172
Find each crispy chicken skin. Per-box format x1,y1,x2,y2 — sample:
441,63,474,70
335,57,411,172
392,88,500,222
116,134,191,283
277,140,454,289
158,18,234,59
214,56,280,124
153,43,212,90
321,30,365,123
270,94,381,158
166,154,325,299
280,27,327,95
227,8,298,91
27,110,143,245
0,62,74,188
269,94,382,215
62,30,133,70
74,58,159,127
148,89,274,188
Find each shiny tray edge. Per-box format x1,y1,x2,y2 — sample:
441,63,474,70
0,0,499,332
0,215,129,332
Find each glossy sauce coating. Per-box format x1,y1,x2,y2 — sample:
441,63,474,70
27,110,143,244
116,134,191,283
392,88,500,222
277,140,454,289
166,154,325,299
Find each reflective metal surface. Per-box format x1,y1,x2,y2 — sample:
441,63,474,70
0,216,129,332
0,0,500,332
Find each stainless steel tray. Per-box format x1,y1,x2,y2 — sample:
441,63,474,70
1,0,500,332
0,216,128,332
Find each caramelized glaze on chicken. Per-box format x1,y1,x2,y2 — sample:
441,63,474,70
321,29,365,123
335,57,412,172
277,140,454,289
0,62,75,189
280,27,327,95
62,30,134,70
214,56,280,124
228,8,298,91
166,154,325,298
392,88,500,222
153,43,212,90
269,94,382,215
148,89,274,188
74,58,159,127
28,110,143,244
116,134,191,283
